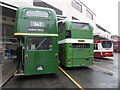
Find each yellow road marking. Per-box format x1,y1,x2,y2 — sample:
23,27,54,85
59,66,84,90
14,33,58,36
93,65,117,74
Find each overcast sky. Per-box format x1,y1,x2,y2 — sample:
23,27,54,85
80,0,119,35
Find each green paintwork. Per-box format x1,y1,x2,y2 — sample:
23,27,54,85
24,36,59,75
59,43,94,67
15,6,58,34
15,6,59,75
58,20,94,67
59,21,93,40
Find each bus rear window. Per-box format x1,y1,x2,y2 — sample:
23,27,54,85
72,23,89,30
102,41,112,48
72,43,90,48
28,37,52,50
26,10,49,18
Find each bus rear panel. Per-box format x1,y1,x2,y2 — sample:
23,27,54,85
94,40,113,58
58,21,94,67
14,6,59,76
113,41,120,53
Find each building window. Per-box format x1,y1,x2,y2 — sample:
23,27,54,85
72,0,82,13
86,10,93,20
72,16,79,20
33,0,62,15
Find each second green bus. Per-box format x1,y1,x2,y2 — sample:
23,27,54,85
58,20,94,67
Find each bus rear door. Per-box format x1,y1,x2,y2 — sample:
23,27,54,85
24,36,58,75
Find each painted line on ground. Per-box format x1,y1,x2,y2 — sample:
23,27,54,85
59,66,84,90
2,74,14,87
92,65,117,74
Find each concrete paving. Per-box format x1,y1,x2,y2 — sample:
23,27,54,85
64,53,118,88
117,54,119,90
2,72,77,88
1,59,16,86
0,65,2,87
2,53,119,89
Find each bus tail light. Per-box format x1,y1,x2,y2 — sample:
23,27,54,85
25,55,28,59
25,60,28,62
55,54,58,59
68,59,71,64
55,54,60,63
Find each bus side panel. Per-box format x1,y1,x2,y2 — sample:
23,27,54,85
59,43,73,67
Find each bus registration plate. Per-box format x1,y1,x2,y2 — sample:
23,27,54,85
78,40,85,42
37,66,43,70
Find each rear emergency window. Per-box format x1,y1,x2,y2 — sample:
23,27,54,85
72,43,90,48
26,10,49,18
72,23,89,30
27,37,52,50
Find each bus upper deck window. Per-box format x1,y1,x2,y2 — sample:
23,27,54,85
26,10,49,18
72,23,89,30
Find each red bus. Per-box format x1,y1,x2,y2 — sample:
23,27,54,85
94,40,114,57
113,41,120,53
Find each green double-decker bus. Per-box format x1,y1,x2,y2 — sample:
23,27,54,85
58,20,94,67
14,6,59,76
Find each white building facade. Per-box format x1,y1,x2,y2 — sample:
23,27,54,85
1,0,111,39
0,0,112,63
33,0,97,33
94,24,111,40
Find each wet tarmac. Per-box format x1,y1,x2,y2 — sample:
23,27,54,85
1,59,16,86
2,53,119,89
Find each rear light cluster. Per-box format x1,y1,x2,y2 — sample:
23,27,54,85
25,55,28,59
25,55,28,62
92,58,94,62
55,54,60,63
55,54,58,59
86,58,90,60
68,59,71,64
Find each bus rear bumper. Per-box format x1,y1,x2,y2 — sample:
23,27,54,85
94,52,113,57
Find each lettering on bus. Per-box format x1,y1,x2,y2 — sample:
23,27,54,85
28,28,47,32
